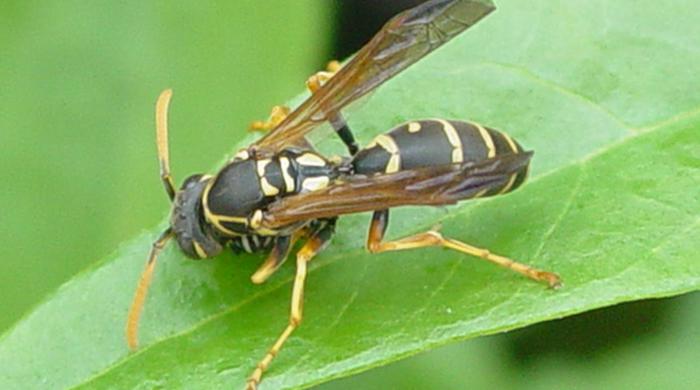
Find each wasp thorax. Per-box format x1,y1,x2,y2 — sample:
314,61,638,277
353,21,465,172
170,174,223,259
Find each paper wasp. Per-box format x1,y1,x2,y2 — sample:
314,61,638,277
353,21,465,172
125,0,561,388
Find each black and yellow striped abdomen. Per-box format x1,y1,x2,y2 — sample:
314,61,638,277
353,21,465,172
351,119,530,196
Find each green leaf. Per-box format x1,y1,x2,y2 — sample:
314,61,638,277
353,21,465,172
2,1,699,389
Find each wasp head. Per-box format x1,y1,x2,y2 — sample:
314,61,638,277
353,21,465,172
170,174,223,259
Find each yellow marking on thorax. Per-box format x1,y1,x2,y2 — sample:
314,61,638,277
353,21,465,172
208,217,243,237
435,119,463,163
207,213,247,236
255,159,280,196
279,157,295,192
373,134,400,173
234,149,249,160
256,159,271,177
249,209,263,229
407,122,421,133
201,177,246,237
473,122,496,158
301,176,330,192
212,214,248,223
260,178,279,196
500,132,520,153
296,153,326,167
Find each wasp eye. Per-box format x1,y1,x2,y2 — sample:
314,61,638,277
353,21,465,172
181,174,203,190
171,174,222,259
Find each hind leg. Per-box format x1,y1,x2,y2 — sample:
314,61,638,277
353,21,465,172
366,210,561,288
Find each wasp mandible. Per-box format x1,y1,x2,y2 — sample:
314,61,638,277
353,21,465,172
125,1,561,388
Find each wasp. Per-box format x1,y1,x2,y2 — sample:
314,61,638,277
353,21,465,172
125,1,561,388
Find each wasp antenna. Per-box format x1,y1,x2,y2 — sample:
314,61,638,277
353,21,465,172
156,89,176,201
126,228,174,351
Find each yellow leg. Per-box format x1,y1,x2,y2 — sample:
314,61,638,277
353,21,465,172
249,105,290,132
251,230,308,284
366,211,561,288
326,60,341,73
246,234,328,390
306,60,341,94
249,60,340,132
125,228,174,351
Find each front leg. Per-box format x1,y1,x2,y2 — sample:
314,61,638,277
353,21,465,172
246,220,335,389
250,227,312,284
250,235,294,284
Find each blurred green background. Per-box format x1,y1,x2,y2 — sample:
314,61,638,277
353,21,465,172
0,0,330,331
1,1,697,388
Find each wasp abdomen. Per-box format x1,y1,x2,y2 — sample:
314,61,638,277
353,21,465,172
352,119,530,196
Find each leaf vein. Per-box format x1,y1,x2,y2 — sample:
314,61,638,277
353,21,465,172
405,257,461,330
473,61,635,132
532,165,586,261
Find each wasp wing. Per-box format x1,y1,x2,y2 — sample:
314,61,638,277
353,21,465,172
261,152,531,229
253,0,496,154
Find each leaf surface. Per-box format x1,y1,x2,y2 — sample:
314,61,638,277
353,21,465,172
1,1,699,389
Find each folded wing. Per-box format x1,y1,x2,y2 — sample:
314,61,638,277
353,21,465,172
261,151,531,229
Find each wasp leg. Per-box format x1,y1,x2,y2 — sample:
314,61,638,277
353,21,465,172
306,61,359,155
328,113,359,155
248,61,338,133
366,210,561,288
126,228,174,350
250,235,294,284
249,105,291,132
246,222,335,390
305,60,341,93
250,227,310,284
